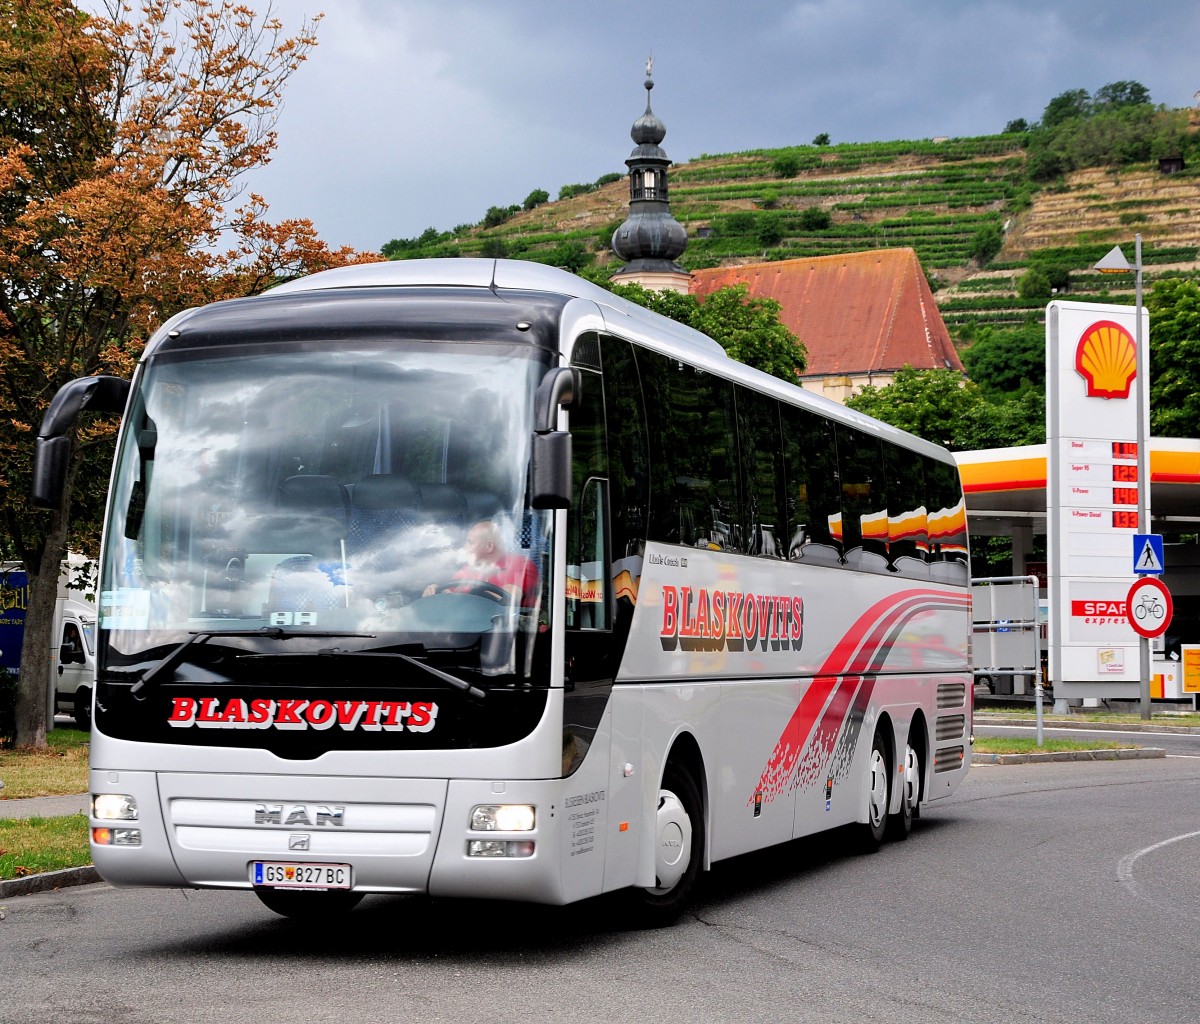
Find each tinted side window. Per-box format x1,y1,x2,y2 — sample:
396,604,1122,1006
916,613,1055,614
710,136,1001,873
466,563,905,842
598,335,649,562
779,404,842,566
925,455,970,582
736,387,785,558
838,425,889,573
637,349,739,550
884,443,928,579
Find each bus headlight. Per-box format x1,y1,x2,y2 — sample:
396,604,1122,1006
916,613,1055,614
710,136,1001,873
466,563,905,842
470,804,535,832
93,793,138,820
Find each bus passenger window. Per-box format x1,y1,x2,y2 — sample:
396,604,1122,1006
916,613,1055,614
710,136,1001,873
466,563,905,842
780,405,841,566
736,386,785,558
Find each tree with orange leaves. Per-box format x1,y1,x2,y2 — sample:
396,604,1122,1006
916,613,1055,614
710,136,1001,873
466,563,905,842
0,0,380,749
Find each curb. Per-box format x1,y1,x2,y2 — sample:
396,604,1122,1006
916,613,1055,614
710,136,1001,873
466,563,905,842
972,746,1166,765
0,865,101,899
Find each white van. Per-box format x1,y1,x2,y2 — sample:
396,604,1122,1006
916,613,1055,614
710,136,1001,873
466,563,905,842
52,599,97,730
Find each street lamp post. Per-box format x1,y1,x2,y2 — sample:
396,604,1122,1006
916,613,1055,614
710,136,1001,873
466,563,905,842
1094,235,1151,719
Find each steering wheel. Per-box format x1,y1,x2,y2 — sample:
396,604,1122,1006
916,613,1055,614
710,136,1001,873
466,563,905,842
427,579,509,603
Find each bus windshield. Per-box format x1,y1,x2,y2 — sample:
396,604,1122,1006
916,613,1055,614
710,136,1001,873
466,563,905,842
99,343,553,685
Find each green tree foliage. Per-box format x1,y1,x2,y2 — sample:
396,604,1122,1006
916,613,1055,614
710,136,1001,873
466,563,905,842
811,132,831,146
558,182,597,200
1041,88,1091,128
1094,80,1152,109
1017,267,1051,300
771,153,800,178
594,172,623,187
1004,118,1030,134
961,321,1046,395
846,367,981,448
610,283,807,383
1025,82,1184,181
1147,277,1200,437
756,216,783,248
522,188,549,211
483,204,517,228
797,206,832,231
968,221,1003,264
539,241,591,273
846,367,1044,450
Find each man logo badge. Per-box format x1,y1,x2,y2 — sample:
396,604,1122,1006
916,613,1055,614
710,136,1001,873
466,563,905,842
288,834,310,852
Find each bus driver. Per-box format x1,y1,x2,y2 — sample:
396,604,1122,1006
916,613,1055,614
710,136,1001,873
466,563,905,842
423,520,538,608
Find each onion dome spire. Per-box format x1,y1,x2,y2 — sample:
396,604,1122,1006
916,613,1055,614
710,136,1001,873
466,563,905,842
611,58,687,278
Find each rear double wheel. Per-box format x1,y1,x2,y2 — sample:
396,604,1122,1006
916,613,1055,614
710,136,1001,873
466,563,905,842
886,742,921,841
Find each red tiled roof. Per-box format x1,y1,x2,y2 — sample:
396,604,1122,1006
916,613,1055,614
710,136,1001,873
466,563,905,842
689,249,963,379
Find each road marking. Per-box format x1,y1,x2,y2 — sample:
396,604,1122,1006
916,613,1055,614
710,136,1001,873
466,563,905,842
1117,829,1200,899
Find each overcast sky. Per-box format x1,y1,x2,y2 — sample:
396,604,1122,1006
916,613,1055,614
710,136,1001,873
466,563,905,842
243,0,1200,253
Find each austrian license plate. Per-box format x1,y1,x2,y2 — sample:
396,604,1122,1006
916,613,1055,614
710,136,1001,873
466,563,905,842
251,861,352,890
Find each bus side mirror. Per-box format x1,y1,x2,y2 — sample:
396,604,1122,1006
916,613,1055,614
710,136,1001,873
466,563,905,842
530,367,580,510
531,430,572,509
31,375,130,508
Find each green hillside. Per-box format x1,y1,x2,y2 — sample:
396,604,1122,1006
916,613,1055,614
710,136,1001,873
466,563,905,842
382,101,1200,348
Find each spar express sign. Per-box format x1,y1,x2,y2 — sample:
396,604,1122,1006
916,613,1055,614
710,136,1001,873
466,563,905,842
167,696,439,732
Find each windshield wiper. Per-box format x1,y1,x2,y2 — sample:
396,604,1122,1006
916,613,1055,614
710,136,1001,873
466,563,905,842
238,646,487,700
129,628,375,699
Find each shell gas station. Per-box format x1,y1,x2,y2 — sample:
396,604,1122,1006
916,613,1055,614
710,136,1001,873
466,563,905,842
955,296,1200,707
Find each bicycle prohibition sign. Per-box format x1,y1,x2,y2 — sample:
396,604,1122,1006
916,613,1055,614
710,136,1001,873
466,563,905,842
1126,576,1173,640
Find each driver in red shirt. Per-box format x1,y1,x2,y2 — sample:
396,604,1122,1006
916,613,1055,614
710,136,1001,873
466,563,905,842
424,521,538,608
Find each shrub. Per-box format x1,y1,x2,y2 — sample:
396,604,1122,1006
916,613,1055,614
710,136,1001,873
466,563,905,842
772,154,801,178
522,189,549,211
797,206,832,231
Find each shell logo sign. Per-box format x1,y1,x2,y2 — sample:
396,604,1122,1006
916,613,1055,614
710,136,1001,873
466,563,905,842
1075,320,1137,400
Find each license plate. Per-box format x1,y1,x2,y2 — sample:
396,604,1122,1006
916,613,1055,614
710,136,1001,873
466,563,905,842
251,861,352,890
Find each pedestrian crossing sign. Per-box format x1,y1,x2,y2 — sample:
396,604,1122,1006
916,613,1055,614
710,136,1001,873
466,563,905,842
1133,534,1164,575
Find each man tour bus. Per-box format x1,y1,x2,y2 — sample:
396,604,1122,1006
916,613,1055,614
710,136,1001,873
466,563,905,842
33,259,971,923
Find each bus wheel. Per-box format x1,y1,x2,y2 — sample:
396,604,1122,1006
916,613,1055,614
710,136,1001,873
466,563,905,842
633,763,703,927
73,687,92,732
859,729,890,852
255,888,363,919
887,743,921,841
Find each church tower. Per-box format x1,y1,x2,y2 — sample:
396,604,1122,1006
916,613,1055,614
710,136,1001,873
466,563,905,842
610,60,689,293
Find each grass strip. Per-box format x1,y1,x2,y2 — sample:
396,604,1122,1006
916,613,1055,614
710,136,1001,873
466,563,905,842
0,729,90,799
0,814,90,881
973,736,1132,755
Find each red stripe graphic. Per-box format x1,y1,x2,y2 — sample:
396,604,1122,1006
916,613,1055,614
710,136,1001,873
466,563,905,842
752,589,969,804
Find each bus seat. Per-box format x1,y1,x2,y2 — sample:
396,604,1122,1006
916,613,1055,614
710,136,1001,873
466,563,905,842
277,474,350,526
419,483,467,526
347,474,421,568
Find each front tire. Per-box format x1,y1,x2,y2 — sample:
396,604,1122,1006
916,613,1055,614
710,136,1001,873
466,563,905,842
73,687,92,732
255,887,364,919
631,763,704,927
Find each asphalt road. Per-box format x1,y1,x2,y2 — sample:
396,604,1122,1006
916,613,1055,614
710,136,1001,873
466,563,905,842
3,757,1199,1024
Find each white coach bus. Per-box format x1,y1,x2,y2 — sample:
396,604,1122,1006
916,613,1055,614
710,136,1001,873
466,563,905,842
32,259,972,923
